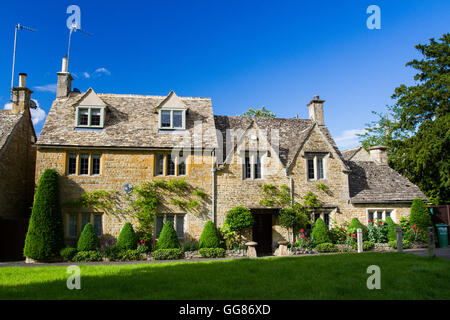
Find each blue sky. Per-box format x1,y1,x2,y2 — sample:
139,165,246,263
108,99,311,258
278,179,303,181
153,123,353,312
1,0,449,149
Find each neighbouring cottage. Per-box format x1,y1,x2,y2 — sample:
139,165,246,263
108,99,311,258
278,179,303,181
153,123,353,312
0,73,37,260
34,58,426,253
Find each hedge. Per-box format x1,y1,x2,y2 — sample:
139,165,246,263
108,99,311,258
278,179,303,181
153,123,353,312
315,243,337,253
198,248,226,258
72,250,103,262
199,221,222,249
23,169,65,261
60,247,77,262
152,248,184,260
410,198,433,230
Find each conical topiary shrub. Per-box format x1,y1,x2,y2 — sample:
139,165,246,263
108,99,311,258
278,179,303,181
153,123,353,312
347,218,368,240
77,223,100,251
116,222,138,251
23,169,65,261
157,221,180,249
311,218,331,245
199,221,221,249
409,198,432,230
385,216,398,242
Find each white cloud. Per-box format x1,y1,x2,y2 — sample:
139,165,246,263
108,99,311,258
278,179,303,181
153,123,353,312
334,129,366,150
3,100,46,125
83,72,91,78
33,83,57,93
93,67,111,76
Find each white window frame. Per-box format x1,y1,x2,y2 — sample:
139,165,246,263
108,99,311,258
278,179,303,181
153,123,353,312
158,109,186,130
366,209,397,223
306,154,327,181
75,106,106,128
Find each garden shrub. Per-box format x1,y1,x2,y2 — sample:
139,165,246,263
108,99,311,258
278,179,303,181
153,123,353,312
347,218,368,240
315,243,337,253
23,169,65,261
60,247,77,261
385,216,398,242
116,249,144,261
116,222,138,251
77,223,100,251
199,248,226,258
311,218,331,245
182,240,199,252
152,248,184,260
363,241,375,251
224,206,254,243
410,198,433,230
199,221,222,249
329,223,347,244
72,250,103,262
389,240,412,249
156,221,180,249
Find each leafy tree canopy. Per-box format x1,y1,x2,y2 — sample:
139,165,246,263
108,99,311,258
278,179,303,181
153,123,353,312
242,106,276,118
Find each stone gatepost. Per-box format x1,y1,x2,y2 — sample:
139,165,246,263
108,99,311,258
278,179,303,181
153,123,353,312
396,227,403,252
357,228,363,253
427,227,436,257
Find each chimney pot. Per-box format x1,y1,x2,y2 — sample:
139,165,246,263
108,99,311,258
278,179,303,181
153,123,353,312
61,57,68,73
57,57,73,98
18,73,27,88
307,94,325,125
369,145,389,165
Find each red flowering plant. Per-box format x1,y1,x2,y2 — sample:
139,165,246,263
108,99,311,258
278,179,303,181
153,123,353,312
295,229,314,249
136,239,149,254
345,232,357,246
408,224,427,243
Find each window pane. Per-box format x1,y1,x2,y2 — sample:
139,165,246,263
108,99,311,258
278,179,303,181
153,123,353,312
91,109,101,126
167,156,175,176
92,154,101,175
317,157,324,179
68,153,77,174
176,215,184,238
79,154,89,175
244,156,251,179
368,211,374,222
178,157,186,176
79,109,89,126
161,110,171,128
314,213,321,222
68,214,78,237
308,158,315,179
173,111,183,128
324,213,329,228
166,215,175,227
385,211,391,218
80,214,91,234
254,156,261,179
155,154,164,176
93,214,102,237
155,216,164,238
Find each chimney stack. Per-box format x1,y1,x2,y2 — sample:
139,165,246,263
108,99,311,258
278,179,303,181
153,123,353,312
307,95,325,125
11,73,32,115
56,57,73,98
369,146,389,165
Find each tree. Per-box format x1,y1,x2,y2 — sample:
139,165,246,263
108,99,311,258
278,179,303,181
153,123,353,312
409,198,433,230
23,169,65,261
385,216,398,242
224,206,254,244
242,106,276,118
199,221,221,249
77,223,100,251
311,218,331,245
156,221,180,249
116,222,138,251
279,207,309,242
347,218,368,241
358,33,450,204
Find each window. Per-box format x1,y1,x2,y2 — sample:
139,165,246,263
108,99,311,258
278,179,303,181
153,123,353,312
306,155,326,181
67,213,103,238
324,213,330,228
367,209,395,223
154,153,187,177
66,152,102,176
155,214,185,239
314,213,321,222
79,153,89,175
167,156,175,176
76,106,105,128
155,154,164,176
158,109,186,130
68,153,77,175
243,152,263,180
178,156,186,176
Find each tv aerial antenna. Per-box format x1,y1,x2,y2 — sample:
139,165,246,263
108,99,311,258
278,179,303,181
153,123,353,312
11,23,37,96
66,23,93,72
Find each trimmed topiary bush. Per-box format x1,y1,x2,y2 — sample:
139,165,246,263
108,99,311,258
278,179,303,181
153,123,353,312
72,250,103,262
116,222,138,251
23,169,65,261
315,243,337,252
116,249,144,261
385,216,398,242
152,248,183,260
347,218,368,241
224,206,254,244
199,248,226,258
389,239,412,249
60,247,77,262
77,223,100,251
199,221,221,249
311,218,331,245
410,198,433,230
156,221,180,249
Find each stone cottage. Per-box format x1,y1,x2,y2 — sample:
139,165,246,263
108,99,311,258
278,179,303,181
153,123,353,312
34,58,426,253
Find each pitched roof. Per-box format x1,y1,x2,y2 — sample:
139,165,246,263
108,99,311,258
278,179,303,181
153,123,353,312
342,146,363,161
0,110,23,151
37,91,218,149
347,160,427,203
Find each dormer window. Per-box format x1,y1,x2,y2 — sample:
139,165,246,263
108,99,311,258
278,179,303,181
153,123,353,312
76,106,105,128
159,109,186,130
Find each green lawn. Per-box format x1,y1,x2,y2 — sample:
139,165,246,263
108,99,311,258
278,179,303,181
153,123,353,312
1,252,450,299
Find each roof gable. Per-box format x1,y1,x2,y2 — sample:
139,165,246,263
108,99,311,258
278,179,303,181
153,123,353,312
156,91,187,110
77,88,106,107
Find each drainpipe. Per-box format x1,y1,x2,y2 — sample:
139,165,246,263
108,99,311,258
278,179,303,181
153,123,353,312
284,167,294,242
211,150,216,224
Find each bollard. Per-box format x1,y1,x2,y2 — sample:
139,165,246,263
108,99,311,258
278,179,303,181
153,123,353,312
396,227,403,252
427,227,435,257
357,228,363,253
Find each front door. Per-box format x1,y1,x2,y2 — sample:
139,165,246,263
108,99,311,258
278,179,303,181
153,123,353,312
252,210,273,256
